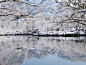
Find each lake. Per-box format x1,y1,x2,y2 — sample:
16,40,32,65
0,36,86,65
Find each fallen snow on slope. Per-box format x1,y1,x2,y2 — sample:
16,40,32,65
0,1,86,34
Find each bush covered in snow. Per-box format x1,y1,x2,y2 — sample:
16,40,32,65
0,0,86,34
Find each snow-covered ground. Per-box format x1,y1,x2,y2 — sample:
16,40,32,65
0,1,86,35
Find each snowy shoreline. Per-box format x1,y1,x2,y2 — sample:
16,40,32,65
0,32,86,37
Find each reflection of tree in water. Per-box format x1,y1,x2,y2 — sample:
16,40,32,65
0,37,86,65
75,39,86,43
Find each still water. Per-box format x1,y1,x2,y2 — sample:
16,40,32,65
0,36,86,65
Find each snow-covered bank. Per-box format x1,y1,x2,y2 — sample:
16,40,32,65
0,1,86,34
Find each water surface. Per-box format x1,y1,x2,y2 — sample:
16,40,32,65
0,36,86,65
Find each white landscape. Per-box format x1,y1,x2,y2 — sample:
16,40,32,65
0,1,86,35
0,1,86,65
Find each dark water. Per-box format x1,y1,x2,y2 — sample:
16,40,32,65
0,36,86,65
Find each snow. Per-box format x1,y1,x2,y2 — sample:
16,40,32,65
57,31,65,35
79,31,85,34
0,1,86,35
65,31,77,34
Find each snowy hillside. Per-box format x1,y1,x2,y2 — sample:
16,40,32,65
0,1,86,34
